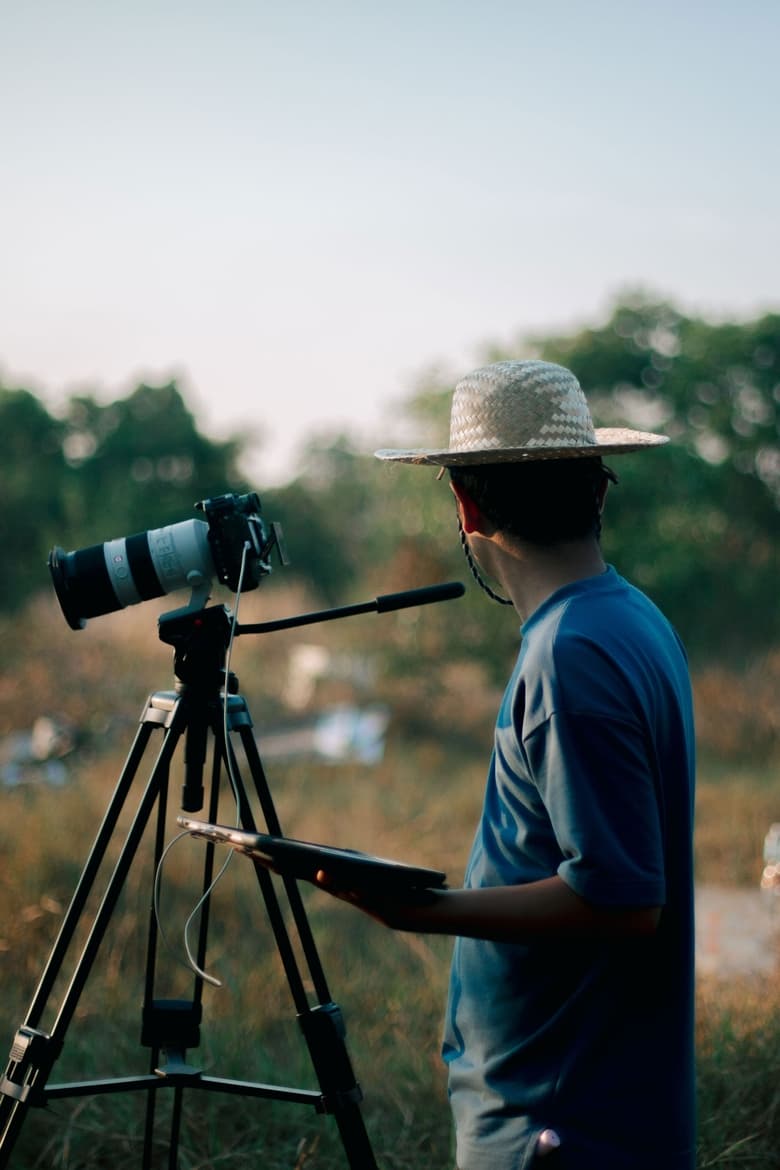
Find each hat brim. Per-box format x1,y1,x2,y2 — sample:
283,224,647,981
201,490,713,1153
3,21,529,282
375,428,669,466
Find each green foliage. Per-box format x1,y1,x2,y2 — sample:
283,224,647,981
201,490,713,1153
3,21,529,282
59,382,245,537
521,295,780,657
267,431,521,685
0,379,246,613
265,434,389,606
0,388,70,609
3,293,780,665
268,296,780,665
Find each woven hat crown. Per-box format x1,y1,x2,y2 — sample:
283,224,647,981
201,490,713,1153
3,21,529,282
449,360,596,454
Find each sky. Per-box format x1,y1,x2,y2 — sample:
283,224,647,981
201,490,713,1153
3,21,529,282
3,0,779,484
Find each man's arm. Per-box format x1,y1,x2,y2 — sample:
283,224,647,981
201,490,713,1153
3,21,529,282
315,871,661,943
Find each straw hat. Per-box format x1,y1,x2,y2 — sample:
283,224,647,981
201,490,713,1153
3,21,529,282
375,360,668,466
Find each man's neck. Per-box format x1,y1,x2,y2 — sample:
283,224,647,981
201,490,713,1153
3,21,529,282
496,537,606,623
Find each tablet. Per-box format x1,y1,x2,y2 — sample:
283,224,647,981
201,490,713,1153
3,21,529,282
177,816,447,895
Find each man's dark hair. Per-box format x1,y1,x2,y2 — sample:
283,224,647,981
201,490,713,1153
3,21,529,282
449,457,614,546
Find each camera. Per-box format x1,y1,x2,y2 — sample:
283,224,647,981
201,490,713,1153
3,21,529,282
48,491,284,630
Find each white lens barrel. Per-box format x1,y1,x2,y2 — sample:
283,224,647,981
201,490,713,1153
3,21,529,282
147,519,213,592
102,519,214,608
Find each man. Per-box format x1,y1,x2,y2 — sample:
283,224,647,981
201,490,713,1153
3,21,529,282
321,360,696,1169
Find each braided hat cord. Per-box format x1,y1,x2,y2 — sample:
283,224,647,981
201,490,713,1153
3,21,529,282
458,518,514,607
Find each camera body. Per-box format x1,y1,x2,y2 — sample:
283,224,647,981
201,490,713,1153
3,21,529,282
49,491,283,630
196,491,270,592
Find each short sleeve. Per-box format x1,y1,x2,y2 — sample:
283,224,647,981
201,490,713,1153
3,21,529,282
523,710,666,907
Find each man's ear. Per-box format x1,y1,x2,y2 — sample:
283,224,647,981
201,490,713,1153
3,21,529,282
450,480,494,536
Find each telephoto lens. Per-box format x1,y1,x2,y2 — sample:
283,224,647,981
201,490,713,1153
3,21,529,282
49,519,214,630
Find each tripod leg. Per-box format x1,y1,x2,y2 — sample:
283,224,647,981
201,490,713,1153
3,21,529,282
299,1004,379,1170
0,697,188,1167
24,719,158,1031
234,723,333,1005
223,711,379,1169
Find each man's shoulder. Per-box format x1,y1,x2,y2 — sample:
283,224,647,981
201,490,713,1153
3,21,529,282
527,569,676,649
517,569,688,713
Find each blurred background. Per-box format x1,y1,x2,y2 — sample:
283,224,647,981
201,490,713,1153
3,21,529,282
2,2,780,1167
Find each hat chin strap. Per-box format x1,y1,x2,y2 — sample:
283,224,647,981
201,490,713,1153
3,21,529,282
458,517,514,607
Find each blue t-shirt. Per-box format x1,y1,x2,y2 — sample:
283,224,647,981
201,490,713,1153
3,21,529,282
443,568,696,1170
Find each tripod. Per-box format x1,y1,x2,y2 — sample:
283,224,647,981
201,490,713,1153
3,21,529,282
0,582,462,1168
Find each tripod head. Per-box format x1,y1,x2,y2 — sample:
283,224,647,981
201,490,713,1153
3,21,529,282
157,606,240,812
159,605,236,694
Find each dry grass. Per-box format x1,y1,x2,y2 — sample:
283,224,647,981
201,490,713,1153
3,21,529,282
696,973,780,1167
1,591,780,1166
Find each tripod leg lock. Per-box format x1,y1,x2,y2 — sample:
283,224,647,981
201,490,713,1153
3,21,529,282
297,1003,364,1114
0,1026,62,1107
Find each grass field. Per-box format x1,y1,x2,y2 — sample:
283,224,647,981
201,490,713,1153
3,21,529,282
1,593,779,1167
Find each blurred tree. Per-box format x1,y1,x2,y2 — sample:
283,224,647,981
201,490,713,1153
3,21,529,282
266,425,522,684
0,379,247,615
524,294,780,657
0,387,70,609
277,294,780,670
5,296,780,668
59,381,245,539
265,433,398,606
